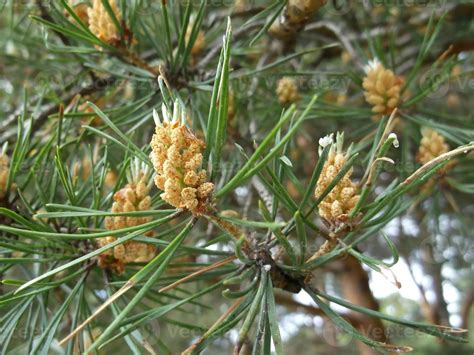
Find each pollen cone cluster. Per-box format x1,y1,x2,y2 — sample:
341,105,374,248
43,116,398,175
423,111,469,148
88,0,122,45
314,133,359,226
0,150,10,200
276,77,300,106
97,160,156,274
150,103,214,215
363,59,402,120
416,128,450,164
416,128,454,188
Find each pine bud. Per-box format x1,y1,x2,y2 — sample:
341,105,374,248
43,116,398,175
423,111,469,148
287,0,325,19
88,0,122,45
104,169,117,188
220,209,240,218
74,3,89,24
98,159,156,273
228,89,235,122
314,133,359,226
446,94,460,108
363,59,402,120
276,77,300,106
0,156,9,199
81,156,92,181
269,0,326,40
33,208,49,223
150,102,214,215
0,146,11,200
64,2,89,25
185,24,205,56
233,0,247,13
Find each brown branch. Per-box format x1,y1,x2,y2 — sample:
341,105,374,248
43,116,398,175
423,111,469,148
116,47,160,76
337,255,388,355
206,213,245,240
159,256,236,293
197,21,265,70
2,76,116,142
402,143,474,187
403,255,434,321
303,20,364,70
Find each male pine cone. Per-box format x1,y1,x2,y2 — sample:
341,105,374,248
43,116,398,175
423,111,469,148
98,162,155,274
363,59,402,120
88,0,122,45
416,128,450,165
276,77,300,106
416,128,454,188
314,133,359,226
150,104,214,215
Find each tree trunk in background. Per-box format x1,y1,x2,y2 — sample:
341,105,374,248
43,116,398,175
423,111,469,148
461,290,474,330
338,255,387,355
421,238,451,326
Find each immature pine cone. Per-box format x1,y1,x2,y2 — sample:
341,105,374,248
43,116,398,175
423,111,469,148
150,102,214,215
314,133,359,226
88,0,122,45
276,77,300,106
0,150,10,199
98,159,156,274
363,59,402,120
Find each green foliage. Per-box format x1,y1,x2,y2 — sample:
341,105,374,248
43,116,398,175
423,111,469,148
1,1,473,354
